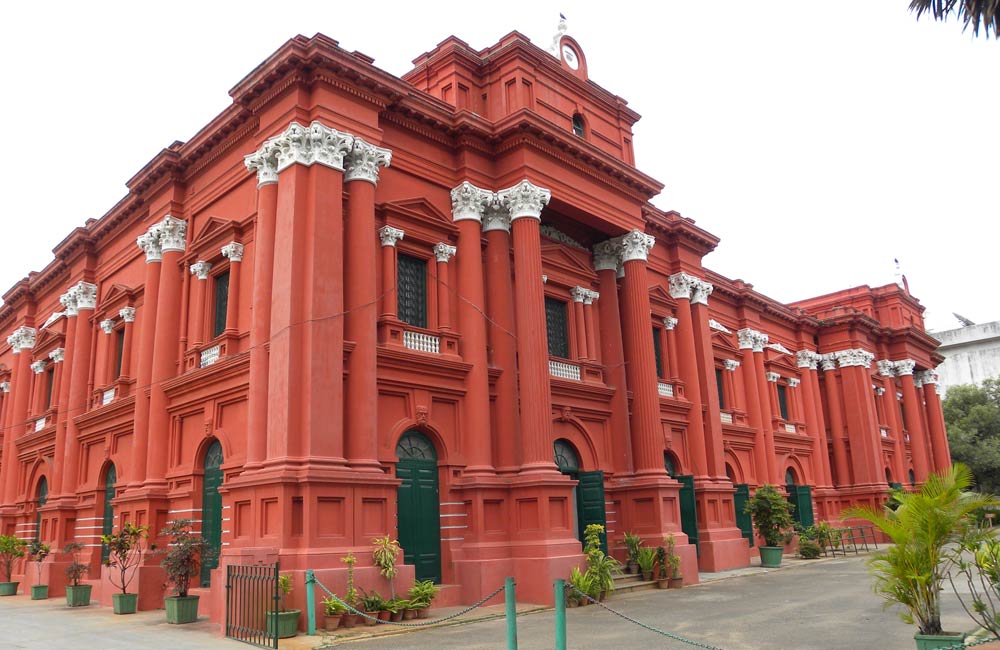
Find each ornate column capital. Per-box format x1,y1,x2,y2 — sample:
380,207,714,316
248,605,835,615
68,281,98,311
482,200,512,232
796,350,820,370
221,242,244,263
378,225,405,247
766,372,781,383
433,243,457,263
668,272,697,300
691,279,714,306
916,369,938,385
158,216,187,253
119,307,136,323
875,386,886,396
788,378,801,388
709,319,731,333
31,360,47,375
582,289,600,305
570,286,588,303
723,359,741,371
7,326,36,353
99,319,115,334
137,224,163,263
0,381,9,393
893,359,916,376
60,289,79,317
592,238,622,272
620,230,655,263
497,180,551,221
663,317,678,331
737,328,768,352
450,182,494,222
819,353,838,372
835,349,875,368
244,146,279,187
190,261,212,280
876,360,896,377
49,348,65,363
345,138,392,184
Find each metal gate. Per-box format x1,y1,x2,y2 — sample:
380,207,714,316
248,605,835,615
225,563,279,649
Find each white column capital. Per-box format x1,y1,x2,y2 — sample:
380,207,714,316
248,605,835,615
835,349,875,368
119,307,136,323
582,289,600,305
66,281,98,312
570,286,588,303
190,261,212,280
663,317,678,331
30,360,47,375
99,319,115,334
620,229,655,263
788,378,801,388
766,372,781,383
0,381,9,393
691,279,714,306
893,359,916,376
916,369,938,385
876,360,896,377
875,386,886,396
723,359,740,371
137,224,163,263
450,182,494,222
7,326,36,353
158,216,187,253
668,272,698,301
497,180,551,221
433,243,457,263
49,348,65,363
737,328,768,352
221,242,244,263
345,137,392,184
244,145,279,187
59,289,79,317
592,238,622,272
796,350,820,370
819,353,838,372
378,225,405,247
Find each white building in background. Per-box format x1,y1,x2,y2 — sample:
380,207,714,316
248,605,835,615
932,320,1000,394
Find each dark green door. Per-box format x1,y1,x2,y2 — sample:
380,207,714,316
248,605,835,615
677,475,699,556
733,483,754,547
396,432,441,583
787,485,814,528
200,441,223,587
35,478,48,543
101,465,116,563
576,470,608,553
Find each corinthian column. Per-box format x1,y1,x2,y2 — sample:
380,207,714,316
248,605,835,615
796,350,832,488
835,349,882,486
1,327,36,504
917,370,950,472
738,329,770,484
593,241,631,474
820,354,851,486
497,180,557,473
895,360,930,481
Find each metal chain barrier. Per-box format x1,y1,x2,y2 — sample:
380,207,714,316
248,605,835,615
936,634,998,649
567,584,727,650
314,577,505,628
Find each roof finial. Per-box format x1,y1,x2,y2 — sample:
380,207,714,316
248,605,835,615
548,13,568,55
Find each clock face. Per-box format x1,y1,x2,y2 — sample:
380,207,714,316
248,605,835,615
561,44,579,70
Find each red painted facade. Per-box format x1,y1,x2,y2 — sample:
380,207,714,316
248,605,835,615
0,32,948,622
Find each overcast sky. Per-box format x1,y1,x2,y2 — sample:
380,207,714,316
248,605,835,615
1,1,995,332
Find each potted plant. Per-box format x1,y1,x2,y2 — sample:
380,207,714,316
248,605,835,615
845,464,995,650
623,532,642,574
360,590,385,626
401,598,420,620
101,522,148,614
322,594,346,630
583,524,620,600
636,546,656,582
372,535,401,598
665,535,683,588
0,535,27,596
28,541,50,600
63,542,92,606
266,574,301,638
568,566,593,606
655,546,669,589
745,484,795,568
159,519,215,624
408,579,439,619
339,552,360,628
385,597,406,622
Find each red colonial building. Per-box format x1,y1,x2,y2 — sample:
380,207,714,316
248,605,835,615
0,30,950,621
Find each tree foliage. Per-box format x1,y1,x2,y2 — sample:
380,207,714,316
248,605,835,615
944,379,1000,494
909,0,1000,39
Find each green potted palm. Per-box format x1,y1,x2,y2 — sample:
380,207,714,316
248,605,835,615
28,541,50,600
266,574,301,638
339,552,360,628
583,524,620,600
408,579,439,619
636,546,656,582
101,522,148,614
372,535,401,598
665,534,683,588
322,594,346,630
159,519,215,624
623,532,642,574
0,534,27,596
63,542,92,606
845,464,996,650
745,484,795,568
360,590,385,626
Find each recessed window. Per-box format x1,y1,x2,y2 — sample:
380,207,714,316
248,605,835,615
572,113,585,137
398,253,428,328
113,329,125,379
777,384,789,420
716,368,726,410
544,297,569,358
45,367,55,409
213,270,230,339
652,327,664,379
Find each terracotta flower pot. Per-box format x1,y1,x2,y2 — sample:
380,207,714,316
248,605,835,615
364,610,379,626
668,577,683,589
416,606,429,619
641,570,653,582
389,610,404,622
324,614,342,630
402,608,417,620
377,610,391,621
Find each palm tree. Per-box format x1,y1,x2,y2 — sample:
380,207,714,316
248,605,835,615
909,0,1000,38
844,464,998,636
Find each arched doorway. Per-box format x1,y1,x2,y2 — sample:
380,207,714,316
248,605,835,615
555,439,607,553
785,466,814,528
100,465,116,563
35,477,48,542
396,431,441,583
200,440,223,587
665,451,698,555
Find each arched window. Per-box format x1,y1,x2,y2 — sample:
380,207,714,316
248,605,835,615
101,465,117,563
572,113,585,137
664,451,679,478
785,468,797,486
397,431,438,461
554,439,580,472
35,477,48,542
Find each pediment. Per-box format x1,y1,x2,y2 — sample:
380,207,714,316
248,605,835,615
380,198,457,234
191,216,240,247
711,329,740,353
648,284,677,310
540,243,596,280
101,284,135,307
33,327,64,353
765,353,800,376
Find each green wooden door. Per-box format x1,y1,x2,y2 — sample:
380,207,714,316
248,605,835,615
396,432,441,583
101,465,116,563
787,485,814,528
35,478,48,543
200,441,224,587
733,483,754,547
576,470,608,553
677,475,699,555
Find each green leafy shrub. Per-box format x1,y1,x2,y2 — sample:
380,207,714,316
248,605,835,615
745,484,795,547
798,539,822,559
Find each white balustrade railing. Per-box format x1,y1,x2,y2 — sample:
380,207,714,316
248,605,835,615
403,331,440,354
880,427,889,438
784,423,797,433
657,382,674,398
34,418,46,432
200,344,222,368
720,412,733,424
102,388,116,405
549,360,581,381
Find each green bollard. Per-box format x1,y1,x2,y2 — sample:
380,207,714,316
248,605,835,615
505,577,518,650
305,570,316,636
554,578,566,650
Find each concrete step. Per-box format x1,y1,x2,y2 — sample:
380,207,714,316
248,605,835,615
611,573,659,595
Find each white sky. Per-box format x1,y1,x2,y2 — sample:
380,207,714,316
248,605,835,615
1,1,996,332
